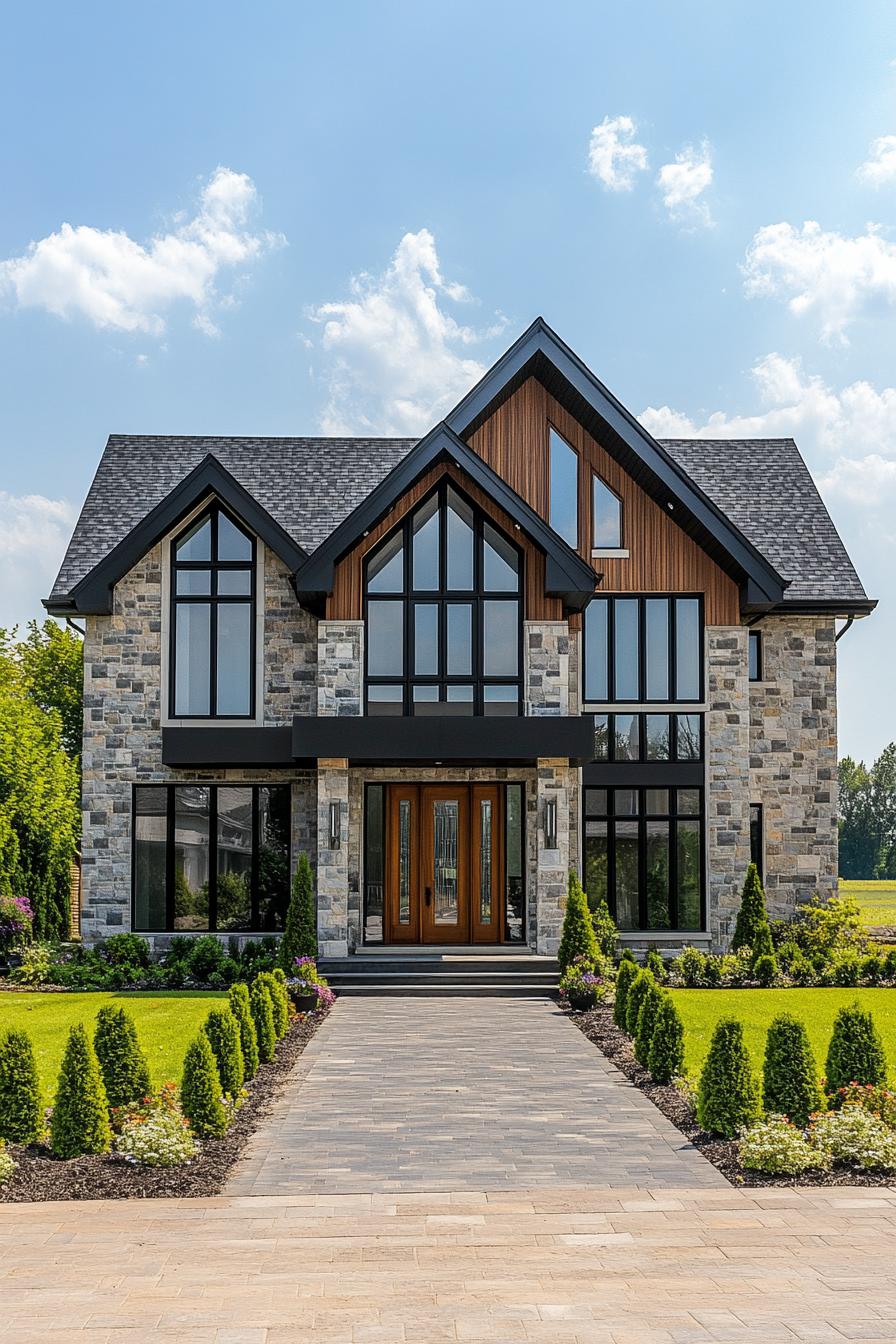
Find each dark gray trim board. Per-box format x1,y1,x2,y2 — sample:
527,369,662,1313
292,714,596,766
162,726,294,768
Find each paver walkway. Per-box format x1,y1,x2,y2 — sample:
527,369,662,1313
5,1186,896,1341
227,995,724,1195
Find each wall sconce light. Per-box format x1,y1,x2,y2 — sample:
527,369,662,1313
544,797,558,851
328,800,342,850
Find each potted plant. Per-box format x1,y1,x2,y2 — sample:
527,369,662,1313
286,957,335,1013
559,955,604,1012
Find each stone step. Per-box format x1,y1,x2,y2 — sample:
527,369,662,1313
333,982,560,998
320,951,560,998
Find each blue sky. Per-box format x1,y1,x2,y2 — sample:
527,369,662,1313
1,0,894,763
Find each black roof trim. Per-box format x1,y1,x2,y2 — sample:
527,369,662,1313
754,599,878,619
445,318,789,605
47,454,308,615
293,423,597,613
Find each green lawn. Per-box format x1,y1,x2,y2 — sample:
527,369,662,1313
841,878,896,928
0,991,227,1095
670,987,896,1086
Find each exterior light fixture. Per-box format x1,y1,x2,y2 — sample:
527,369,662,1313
544,797,558,850
328,800,341,850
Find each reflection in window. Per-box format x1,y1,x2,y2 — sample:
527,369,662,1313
591,713,703,763
505,784,525,943
593,476,622,549
584,595,703,703
216,787,253,931
749,629,762,682
549,427,578,546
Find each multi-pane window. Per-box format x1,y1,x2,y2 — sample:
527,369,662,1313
170,505,255,718
364,483,522,716
583,595,703,703
584,787,704,931
748,629,762,682
593,712,703,763
549,427,578,547
750,802,764,880
133,784,290,932
592,475,622,549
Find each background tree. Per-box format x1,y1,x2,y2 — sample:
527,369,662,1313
1,621,84,762
839,745,896,879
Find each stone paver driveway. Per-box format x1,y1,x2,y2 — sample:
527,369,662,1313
227,996,724,1195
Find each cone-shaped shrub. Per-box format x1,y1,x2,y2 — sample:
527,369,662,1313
203,1007,244,1100
763,1014,824,1126
613,959,639,1030
731,863,772,961
620,948,636,964
825,1001,887,1094
697,1018,761,1138
180,1033,228,1138
0,1029,43,1144
250,978,277,1063
625,969,654,1038
93,1006,151,1110
590,894,618,959
279,851,317,970
50,1024,112,1158
558,871,599,972
634,981,663,1067
647,994,685,1084
754,952,778,987
256,970,289,1038
646,949,666,983
228,983,259,1078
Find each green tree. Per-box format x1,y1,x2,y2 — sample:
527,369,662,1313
279,852,317,970
250,978,277,1063
228,983,260,1078
590,893,618,959
557,871,599,972
731,863,773,962
180,1033,228,1138
93,1006,151,1110
0,1028,43,1144
825,1002,887,1094
1,621,84,761
762,1014,823,1126
634,980,663,1067
50,1024,111,1158
697,1018,761,1138
203,1007,245,1100
613,959,639,1030
647,994,685,1084
625,968,654,1038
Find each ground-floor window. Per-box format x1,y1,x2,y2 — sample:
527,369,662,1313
583,786,704,931
133,784,291,932
750,802,763,881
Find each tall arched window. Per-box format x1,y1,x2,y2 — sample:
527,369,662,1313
364,483,523,716
170,504,256,718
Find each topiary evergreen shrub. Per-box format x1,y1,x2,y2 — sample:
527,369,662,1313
634,980,663,1067
613,958,639,1030
557,871,599,973
647,994,685,1084
762,1013,824,1126
279,852,317,971
250,978,277,1063
255,970,290,1038
50,1024,112,1158
753,953,779,988
0,1028,43,1144
228,983,259,1078
620,948,636,964
825,1001,887,1094
731,863,773,963
645,949,666,983
624,968,654,1038
180,1032,228,1138
202,1007,245,1100
93,1005,151,1110
590,894,618,960
697,1018,761,1138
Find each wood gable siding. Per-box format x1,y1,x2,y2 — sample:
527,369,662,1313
467,378,739,626
325,461,562,621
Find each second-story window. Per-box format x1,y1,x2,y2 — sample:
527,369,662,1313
549,427,578,547
364,483,522,716
592,475,622,549
583,594,703,704
171,504,255,718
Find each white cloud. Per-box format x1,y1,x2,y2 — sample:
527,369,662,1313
857,135,896,187
0,167,282,337
0,492,76,630
656,140,713,226
742,220,896,342
309,229,505,435
587,115,649,192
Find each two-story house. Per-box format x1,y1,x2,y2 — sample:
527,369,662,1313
46,320,874,961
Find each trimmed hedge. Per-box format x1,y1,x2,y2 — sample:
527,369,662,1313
50,1024,112,1158
93,1005,151,1110
0,1028,43,1144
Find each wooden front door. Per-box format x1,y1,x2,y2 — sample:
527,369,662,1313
385,784,503,944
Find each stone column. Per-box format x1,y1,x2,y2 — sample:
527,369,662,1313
707,626,751,950
315,621,363,953
317,621,364,716
535,757,577,955
524,620,576,715
317,758,350,957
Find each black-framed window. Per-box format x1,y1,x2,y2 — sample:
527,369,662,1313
133,784,290,932
584,786,704,931
750,802,764,881
748,629,762,682
592,474,622,549
583,594,704,704
549,426,578,547
170,504,256,718
364,483,523,716
593,712,703,763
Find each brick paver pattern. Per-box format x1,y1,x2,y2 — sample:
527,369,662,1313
226,996,724,1195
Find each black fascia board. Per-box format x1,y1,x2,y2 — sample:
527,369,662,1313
293,423,597,612
446,318,789,607
291,713,596,767
52,454,308,615
162,726,294,768
583,762,704,788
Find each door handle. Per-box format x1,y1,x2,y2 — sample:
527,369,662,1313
424,886,432,907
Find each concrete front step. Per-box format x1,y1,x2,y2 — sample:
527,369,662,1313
332,982,560,998
320,950,560,998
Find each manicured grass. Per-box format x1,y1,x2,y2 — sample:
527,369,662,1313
670,987,896,1086
841,878,896,928
0,992,227,1095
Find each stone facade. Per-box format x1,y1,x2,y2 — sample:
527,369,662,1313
706,625,752,949
534,758,577,954
316,621,364,717
524,621,579,717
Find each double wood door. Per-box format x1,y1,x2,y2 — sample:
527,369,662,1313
385,784,503,943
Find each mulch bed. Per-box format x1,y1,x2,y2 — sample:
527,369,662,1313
567,999,894,1187
0,1010,325,1203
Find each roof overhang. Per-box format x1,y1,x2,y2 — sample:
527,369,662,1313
45,453,308,616
293,423,598,614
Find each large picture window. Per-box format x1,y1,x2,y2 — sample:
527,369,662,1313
549,427,579,547
170,504,256,718
364,483,523,716
583,594,703,704
584,786,704,931
133,784,290,932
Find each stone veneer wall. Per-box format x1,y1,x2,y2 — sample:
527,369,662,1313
524,621,579,717
706,625,752,949
80,543,317,949
749,617,838,918
316,621,364,717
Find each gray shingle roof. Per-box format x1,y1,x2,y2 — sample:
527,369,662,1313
49,432,868,608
